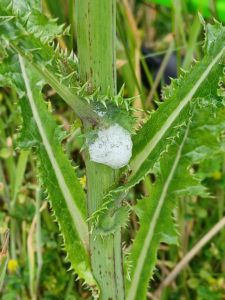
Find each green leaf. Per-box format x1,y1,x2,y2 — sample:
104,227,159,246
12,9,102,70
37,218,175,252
19,56,97,288
125,95,225,299
124,21,225,300
125,22,225,192
126,123,191,300
0,52,97,289
0,0,135,130
93,21,225,236
12,0,41,13
0,0,103,124
0,230,9,292
0,255,7,292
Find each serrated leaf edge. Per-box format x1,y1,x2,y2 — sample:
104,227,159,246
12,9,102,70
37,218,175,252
18,54,89,248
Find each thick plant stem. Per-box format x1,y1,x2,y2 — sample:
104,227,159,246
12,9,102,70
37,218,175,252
76,0,117,94
76,1,125,299
85,162,125,299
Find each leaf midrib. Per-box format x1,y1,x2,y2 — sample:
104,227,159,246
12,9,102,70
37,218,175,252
10,43,104,126
127,122,190,300
130,48,225,177
19,55,89,250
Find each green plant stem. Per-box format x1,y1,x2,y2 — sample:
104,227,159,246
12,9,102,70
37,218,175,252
10,150,29,260
172,0,186,76
76,1,117,94
76,1,125,299
182,13,201,70
85,162,124,299
0,229,9,292
146,40,174,107
68,0,74,52
117,3,146,107
35,187,43,296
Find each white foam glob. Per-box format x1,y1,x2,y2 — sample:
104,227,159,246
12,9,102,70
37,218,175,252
88,124,133,169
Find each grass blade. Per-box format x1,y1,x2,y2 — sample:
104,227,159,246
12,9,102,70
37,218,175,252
0,230,9,291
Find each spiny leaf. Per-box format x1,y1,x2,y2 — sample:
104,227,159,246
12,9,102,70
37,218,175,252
0,52,98,290
18,56,97,289
125,95,225,300
0,0,102,124
126,124,191,300
0,0,136,131
94,206,129,236
117,21,225,193
12,0,42,14
93,21,225,236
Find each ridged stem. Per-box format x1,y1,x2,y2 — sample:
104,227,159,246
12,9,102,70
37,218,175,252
76,1,125,299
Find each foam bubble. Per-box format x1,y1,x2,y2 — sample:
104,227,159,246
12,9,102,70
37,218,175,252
88,124,133,169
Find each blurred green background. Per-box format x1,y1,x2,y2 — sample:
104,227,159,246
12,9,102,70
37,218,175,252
147,0,225,22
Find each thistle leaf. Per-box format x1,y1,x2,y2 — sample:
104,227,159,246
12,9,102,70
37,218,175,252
93,22,225,236
126,124,191,300
0,53,97,289
124,22,225,192
0,0,135,130
0,0,102,124
126,96,225,300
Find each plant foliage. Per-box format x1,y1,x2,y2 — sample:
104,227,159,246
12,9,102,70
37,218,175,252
0,52,97,288
0,1,225,299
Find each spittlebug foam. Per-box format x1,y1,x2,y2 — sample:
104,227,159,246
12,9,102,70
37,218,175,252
88,123,132,169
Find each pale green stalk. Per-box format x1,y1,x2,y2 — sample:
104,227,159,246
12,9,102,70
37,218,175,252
35,187,43,295
146,40,174,107
10,150,29,260
76,1,125,299
182,13,201,70
0,229,9,291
